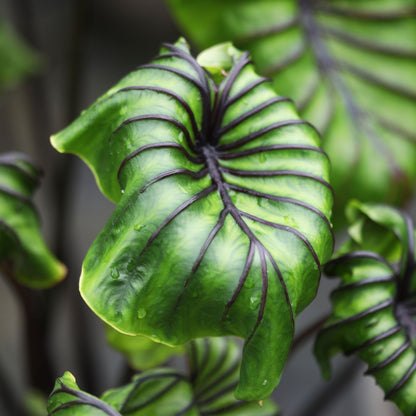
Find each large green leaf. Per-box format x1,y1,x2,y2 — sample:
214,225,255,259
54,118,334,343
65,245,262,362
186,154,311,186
0,20,41,91
166,0,416,228
315,202,416,416
0,152,66,288
51,38,333,400
48,338,278,416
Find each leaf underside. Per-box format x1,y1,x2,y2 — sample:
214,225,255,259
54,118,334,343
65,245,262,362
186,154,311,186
315,202,416,416
166,0,416,228
51,39,333,400
0,152,65,288
47,338,278,416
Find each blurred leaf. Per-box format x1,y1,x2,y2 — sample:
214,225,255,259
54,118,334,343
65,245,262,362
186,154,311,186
0,20,41,92
166,0,416,228
315,203,416,416
106,325,184,371
0,152,66,288
51,38,333,400
24,389,47,416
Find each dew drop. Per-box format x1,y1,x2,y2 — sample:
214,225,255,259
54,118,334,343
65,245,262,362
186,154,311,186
245,279,255,289
249,296,260,310
137,308,147,319
127,260,135,272
121,189,125,194
262,379,268,386
134,223,145,232
259,152,267,163
110,268,119,279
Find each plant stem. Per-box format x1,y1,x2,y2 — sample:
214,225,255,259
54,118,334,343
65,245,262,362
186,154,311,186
289,314,329,355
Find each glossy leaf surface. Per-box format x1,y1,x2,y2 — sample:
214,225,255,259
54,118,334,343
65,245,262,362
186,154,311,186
315,202,416,416
51,39,333,399
166,0,416,228
0,153,65,288
48,339,278,415
0,20,40,91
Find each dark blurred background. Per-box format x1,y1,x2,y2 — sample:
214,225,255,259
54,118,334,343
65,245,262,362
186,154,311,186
0,1,402,415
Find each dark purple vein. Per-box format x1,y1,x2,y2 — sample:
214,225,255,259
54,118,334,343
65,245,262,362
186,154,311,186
111,114,195,152
216,97,292,138
196,338,211,382
200,401,247,416
138,168,208,195
246,245,268,344
218,143,328,160
115,86,200,139
222,242,255,319
398,211,415,299
366,339,411,375
339,61,416,101
262,43,307,77
210,53,252,144
374,116,416,143
221,166,333,195
240,210,321,274
332,275,395,294
345,325,401,356
317,5,416,20
225,183,334,244
0,185,36,211
385,356,416,399
138,185,216,258
325,251,395,275
320,298,394,332
117,142,202,184
216,119,314,151
197,381,239,407
236,16,299,43
223,77,272,111
322,26,416,58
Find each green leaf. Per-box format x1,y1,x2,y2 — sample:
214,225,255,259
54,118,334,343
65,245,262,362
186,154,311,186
47,372,121,416
0,153,66,288
0,20,41,91
51,38,333,400
105,325,184,371
49,339,278,416
315,203,416,416
188,338,279,414
166,0,416,229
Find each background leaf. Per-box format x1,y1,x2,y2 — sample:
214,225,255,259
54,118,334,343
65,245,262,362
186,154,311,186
51,38,333,400
0,152,66,288
0,19,41,92
166,0,416,228
105,326,184,371
315,203,416,416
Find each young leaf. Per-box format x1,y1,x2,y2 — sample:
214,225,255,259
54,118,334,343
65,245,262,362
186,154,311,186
51,38,333,400
47,372,122,416
0,152,66,288
315,202,416,416
49,339,278,415
166,0,416,228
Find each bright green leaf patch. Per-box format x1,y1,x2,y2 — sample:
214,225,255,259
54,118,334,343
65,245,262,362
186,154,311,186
315,202,416,416
0,152,66,288
48,338,278,416
51,38,333,400
166,0,416,229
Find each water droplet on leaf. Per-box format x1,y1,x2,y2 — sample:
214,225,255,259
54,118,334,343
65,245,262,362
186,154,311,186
262,379,268,386
121,189,125,194
249,296,260,310
137,308,147,319
110,268,119,279
127,260,135,272
259,153,267,163
134,223,144,232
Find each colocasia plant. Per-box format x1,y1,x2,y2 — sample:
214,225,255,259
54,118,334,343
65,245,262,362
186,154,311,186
0,1,415,416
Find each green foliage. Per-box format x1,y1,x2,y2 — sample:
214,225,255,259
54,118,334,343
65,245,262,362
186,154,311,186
315,202,416,416
0,152,65,288
47,338,278,415
105,326,184,371
166,0,416,228
0,20,41,91
51,38,333,400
